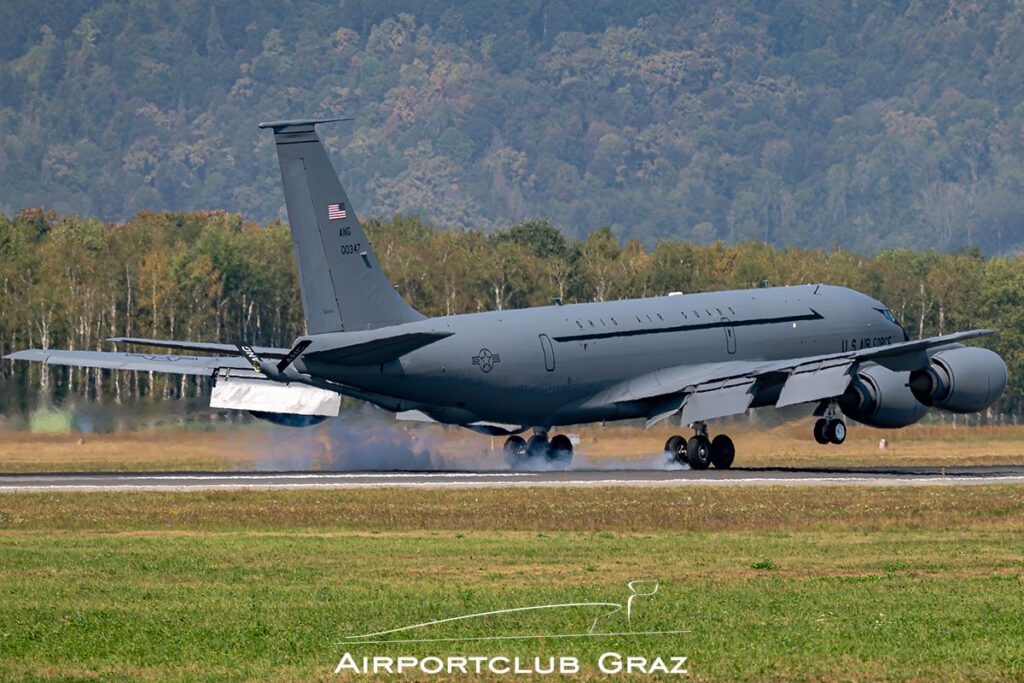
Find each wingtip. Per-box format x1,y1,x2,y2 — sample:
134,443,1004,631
3,349,49,362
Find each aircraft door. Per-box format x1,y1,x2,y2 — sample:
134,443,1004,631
539,334,555,371
722,318,737,354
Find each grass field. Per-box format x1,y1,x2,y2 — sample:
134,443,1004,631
2,487,1023,681
2,418,1024,473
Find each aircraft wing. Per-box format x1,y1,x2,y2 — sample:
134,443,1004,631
582,329,995,428
108,337,290,358
3,349,253,375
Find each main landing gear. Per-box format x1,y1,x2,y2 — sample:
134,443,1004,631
664,422,735,470
813,403,847,445
504,430,573,469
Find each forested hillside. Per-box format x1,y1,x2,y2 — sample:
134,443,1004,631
2,209,1023,416
3,0,1024,252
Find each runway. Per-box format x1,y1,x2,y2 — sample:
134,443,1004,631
2,465,1024,491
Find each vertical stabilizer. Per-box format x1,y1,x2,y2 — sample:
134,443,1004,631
259,118,424,333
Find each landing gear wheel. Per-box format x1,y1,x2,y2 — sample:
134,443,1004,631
710,434,735,469
665,435,687,464
549,434,573,467
503,435,527,468
685,435,712,470
526,434,550,459
813,419,830,445
826,419,847,445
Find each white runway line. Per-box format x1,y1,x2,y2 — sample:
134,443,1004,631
3,472,1024,491
47,472,537,480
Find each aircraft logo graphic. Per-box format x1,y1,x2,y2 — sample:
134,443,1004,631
472,348,500,373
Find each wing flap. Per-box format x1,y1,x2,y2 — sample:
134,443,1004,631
585,360,765,408
776,360,855,408
644,394,688,430
4,349,251,375
679,377,757,424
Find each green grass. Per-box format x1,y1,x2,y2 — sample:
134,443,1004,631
1,488,1024,680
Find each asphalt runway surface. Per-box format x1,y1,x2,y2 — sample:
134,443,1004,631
2,465,1024,491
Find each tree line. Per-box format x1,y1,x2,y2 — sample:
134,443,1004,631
2,209,1022,417
3,0,1024,253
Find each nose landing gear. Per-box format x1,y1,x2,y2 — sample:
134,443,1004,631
813,403,847,445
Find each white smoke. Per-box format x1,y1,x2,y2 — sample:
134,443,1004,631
572,449,691,471
245,410,691,472
246,409,495,471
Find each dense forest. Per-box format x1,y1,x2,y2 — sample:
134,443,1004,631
3,0,1024,252
2,209,1023,418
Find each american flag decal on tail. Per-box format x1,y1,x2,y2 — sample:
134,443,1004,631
328,203,347,220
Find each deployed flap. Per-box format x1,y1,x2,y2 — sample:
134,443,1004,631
776,360,855,407
397,410,524,435
210,375,340,416
108,337,289,358
3,350,250,375
644,394,688,430
461,422,528,436
304,331,453,366
396,410,438,423
583,360,765,408
679,377,756,425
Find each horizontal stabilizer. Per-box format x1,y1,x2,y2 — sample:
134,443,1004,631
258,117,353,131
305,331,453,366
108,337,290,358
4,349,251,375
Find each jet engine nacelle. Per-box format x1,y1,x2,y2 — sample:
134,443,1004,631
249,411,328,428
839,365,928,428
908,346,1007,414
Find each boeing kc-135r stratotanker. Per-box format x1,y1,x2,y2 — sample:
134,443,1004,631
5,118,1009,469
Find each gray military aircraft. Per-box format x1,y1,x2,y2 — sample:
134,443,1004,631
5,118,1009,469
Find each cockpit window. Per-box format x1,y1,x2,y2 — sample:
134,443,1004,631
876,307,910,340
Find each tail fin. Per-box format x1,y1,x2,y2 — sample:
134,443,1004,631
259,118,424,333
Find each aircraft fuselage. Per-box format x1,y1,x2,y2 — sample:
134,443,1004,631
298,284,906,427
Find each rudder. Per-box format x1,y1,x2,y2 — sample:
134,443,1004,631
260,118,424,333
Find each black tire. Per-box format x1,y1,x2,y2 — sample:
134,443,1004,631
549,434,573,466
664,435,686,463
503,435,527,468
710,434,735,469
686,435,712,470
813,418,830,445
826,420,847,445
526,434,550,458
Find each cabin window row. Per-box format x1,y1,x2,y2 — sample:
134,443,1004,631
573,306,736,329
